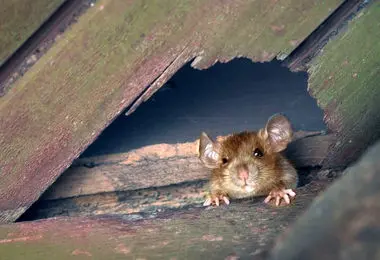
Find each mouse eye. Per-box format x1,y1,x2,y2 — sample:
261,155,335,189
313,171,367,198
222,158,229,165
253,148,263,157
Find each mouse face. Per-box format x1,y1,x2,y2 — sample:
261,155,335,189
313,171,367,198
217,132,276,192
199,114,293,195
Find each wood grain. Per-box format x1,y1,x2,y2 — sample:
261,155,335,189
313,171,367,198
0,0,65,65
3,180,330,259
308,1,380,168
40,132,335,201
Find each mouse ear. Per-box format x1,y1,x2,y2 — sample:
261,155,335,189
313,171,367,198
198,132,221,169
262,114,293,153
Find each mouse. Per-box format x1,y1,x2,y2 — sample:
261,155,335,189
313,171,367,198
198,113,298,207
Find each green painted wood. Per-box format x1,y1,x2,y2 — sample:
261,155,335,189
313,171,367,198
308,1,380,168
0,0,65,65
0,0,342,223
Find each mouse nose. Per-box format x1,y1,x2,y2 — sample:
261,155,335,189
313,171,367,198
238,168,249,182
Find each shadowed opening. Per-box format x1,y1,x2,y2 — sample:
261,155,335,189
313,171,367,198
82,58,325,157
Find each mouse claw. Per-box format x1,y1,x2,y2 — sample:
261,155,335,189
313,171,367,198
222,196,230,205
203,194,230,207
264,188,296,206
203,198,212,206
284,189,296,197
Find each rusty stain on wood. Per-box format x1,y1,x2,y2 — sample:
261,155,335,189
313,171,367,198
0,0,342,223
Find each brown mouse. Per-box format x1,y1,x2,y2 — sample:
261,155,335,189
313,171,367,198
198,114,298,207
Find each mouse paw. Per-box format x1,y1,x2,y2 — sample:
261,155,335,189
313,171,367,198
264,188,296,206
203,193,230,207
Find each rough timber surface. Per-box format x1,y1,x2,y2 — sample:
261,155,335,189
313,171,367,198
269,140,380,260
283,0,365,71
0,0,91,96
1,180,330,259
308,1,380,168
0,0,65,66
17,132,335,221
0,0,342,223
40,132,334,201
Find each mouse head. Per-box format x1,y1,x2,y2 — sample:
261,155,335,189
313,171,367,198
198,114,293,192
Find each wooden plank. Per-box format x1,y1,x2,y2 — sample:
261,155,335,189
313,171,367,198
0,0,90,96
40,132,335,201
307,1,380,168
0,0,65,66
283,0,365,72
268,140,380,260
20,174,336,221
0,0,342,223
2,180,330,259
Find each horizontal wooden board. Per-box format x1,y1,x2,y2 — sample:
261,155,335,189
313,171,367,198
41,132,335,201
2,180,330,259
0,0,342,223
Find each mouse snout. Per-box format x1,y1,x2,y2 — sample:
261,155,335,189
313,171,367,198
237,166,249,182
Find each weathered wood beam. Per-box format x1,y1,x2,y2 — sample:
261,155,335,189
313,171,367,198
268,139,380,259
0,0,90,95
0,0,342,223
307,0,380,168
283,0,365,72
0,0,65,66
40,132,335,201
1,180,330,259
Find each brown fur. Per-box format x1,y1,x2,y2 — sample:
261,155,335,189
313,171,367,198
199,114,298,202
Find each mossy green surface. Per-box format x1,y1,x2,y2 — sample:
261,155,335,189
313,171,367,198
308,1,380,167
0,0,65,65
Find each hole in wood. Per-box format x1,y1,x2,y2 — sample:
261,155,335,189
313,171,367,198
84,58,326,156
18,58,329,222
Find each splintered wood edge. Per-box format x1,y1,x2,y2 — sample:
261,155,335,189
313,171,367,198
41,132,336,201
308,1,380,168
